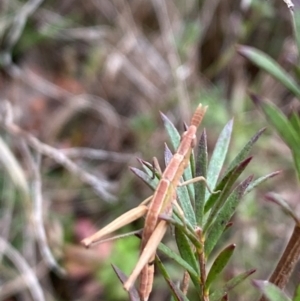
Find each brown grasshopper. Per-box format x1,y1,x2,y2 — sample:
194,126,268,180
82,104,212,301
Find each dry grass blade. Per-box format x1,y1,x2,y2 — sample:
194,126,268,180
20,141,65,276
0,263,47,300
0,237,45,301
61,147,134,162
0,136,29,197
0,110,116,201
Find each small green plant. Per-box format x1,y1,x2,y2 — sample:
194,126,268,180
90,105,278,301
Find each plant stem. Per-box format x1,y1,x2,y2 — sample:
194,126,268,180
259,224,300,301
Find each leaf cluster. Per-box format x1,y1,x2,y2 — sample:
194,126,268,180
236,4,300,301
120,110,277,301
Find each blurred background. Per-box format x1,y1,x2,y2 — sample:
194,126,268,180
0,0,299,300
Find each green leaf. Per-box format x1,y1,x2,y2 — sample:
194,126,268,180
251,95,300,150
177,184,197,227
251,94,300,180
238,46,300,99
292,6,300,64
160,213,202,250
245,171,281,195
293,283,300,301
155,256,191,301
111,264,140,301
140,158,161,179
195,129,208,226
205,175,253,255
265,192,300,224
204,128,265,215
157,243,198,279
210,269,256,301
290,112,300,134
129,166,158,191
164,143,174,166
205,244,236,290
175,228,200,286
160,111,181,151
206,120,233,200
224,128,265,176
204,157,252,227
294,154,300,182
185,149,196,204
253,280,292,301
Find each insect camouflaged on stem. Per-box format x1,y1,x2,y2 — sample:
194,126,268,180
82,104,214,301
123,104,208,300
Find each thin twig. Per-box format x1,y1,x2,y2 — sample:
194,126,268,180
0,262,48,301
0,179,16,261
20,141,66,275
61,147,134,163
0,109,116,201
0,236,45,301
259,224,300,301
5,65,121,130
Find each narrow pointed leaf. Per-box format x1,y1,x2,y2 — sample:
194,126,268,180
238,46,300,99
130,167,158,190
253,280,291,301
251,95,300,180
224,128,265,175
160,213,202,250
210,269,256,301
177,184,196,226
164,143,173,166
251,95,300,150
265,192,300,224
294,155,300,181
155,256,191,301
183,150,197,213
205,176,253,255
204,157,252,227
175,228,200,286
195,129,208,226
206,244,236,289
157,243,198,279
292,7,300,66
160,111,181,150
111,264,140,301
245,171,281,195
140,158,161,180
289,112,300,134
206,119,233,200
